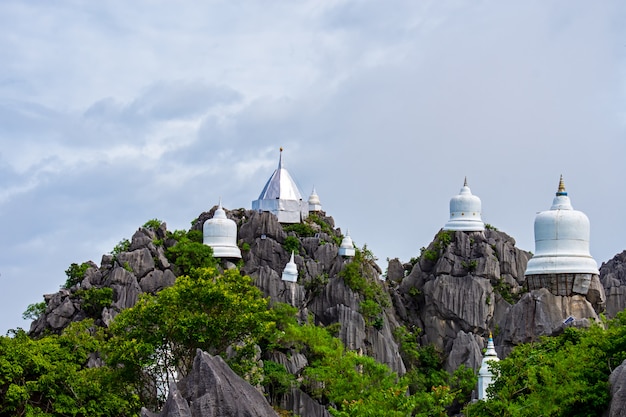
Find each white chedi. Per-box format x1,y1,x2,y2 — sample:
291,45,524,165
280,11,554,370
281,252,298,282
202,201,242,259
338,230,355,257
477,333,499,400
525,176,599,276
443,178,485,232
308,187,322,212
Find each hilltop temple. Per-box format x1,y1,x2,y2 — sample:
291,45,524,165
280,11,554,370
443,178,485,232
252,148,309,223
524,176,599,296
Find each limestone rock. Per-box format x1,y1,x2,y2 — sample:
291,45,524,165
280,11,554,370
445,330,484,373
607,359,626,417
177,350,278,417
280,388,332,417
600,251,626,318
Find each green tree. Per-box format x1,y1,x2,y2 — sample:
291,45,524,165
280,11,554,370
107,267,273,407
0,321,139,416
63,262,91,288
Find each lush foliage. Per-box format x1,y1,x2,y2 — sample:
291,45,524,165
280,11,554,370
73,287,113,318
22,301,46,321
0,321,139,416
165,230,216,275
466,313,626,416
142,218,163,230
283,235,301,254
107,267,273,406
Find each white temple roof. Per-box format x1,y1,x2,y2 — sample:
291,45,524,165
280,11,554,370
252,148,307,223
256,149,303,201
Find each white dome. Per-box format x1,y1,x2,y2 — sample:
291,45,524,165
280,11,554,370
525,177,598,275
203,202,242,259
281,252,298,282
338,230,355,257
443,178,485,231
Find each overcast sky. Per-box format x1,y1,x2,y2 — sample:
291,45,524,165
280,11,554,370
1,1,624,333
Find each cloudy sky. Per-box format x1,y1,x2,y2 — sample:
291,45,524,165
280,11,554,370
1,1,624,333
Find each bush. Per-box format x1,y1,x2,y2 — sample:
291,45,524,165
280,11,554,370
283,236,300,254
143,219,163,230
22,301,46,321
74,287,113,317
63,262,91,288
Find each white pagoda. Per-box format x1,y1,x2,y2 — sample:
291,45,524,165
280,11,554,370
443,178,485,232
203,201,242,259
525,176,599,295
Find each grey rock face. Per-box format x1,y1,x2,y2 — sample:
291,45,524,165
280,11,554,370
395,229,531,363
607,359,626,417
176,350,278,417
280,388,332,417
601,251,626,318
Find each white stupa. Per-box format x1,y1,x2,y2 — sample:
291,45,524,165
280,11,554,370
281,252,298,282
525,176,599,276
308,187,322,212
338,230,355,257
203,200,242,259
252,148,307,224
477,333,499,400
443,178,485,232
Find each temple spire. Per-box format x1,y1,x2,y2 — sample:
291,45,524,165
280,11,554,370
278,147,283,169
557,174,567,196
464,176,468,187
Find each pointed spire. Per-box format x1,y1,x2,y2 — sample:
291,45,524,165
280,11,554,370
556,174,567,196
464,176,468,187
278,147,283,169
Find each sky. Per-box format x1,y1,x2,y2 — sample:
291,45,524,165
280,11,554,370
0,0,624,334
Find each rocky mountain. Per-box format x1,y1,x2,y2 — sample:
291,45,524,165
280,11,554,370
27,207,626,416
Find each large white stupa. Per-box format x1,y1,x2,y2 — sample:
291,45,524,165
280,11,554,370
525,176,599,295
308,187,322,212
252,148,307,224
202,201,242,259
477,333,499,400
443,178,485,232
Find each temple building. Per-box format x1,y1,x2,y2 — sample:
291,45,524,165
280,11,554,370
477,333,499,400
338,230,355,257
252,148,308,223
443,178,485,232
203,200,242,259
281,252,298,282
524,176,599,296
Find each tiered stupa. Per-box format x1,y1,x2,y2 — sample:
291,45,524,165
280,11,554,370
281,252,298,282
202,201,242,259
443,178,485,232
338,230,355,257
308,187,322,212
477,333,499,400
524,176,599,295
252,148,307,223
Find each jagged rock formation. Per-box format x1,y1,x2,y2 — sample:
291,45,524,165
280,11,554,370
142,350,278,417
393,228,606,366
601,251,626,318
30,223,175,336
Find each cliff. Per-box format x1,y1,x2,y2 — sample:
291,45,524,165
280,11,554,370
26,208,626,416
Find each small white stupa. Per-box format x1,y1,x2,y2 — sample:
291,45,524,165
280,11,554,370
203,200,242,259
477,333,500,400
443,178,485,232
338,230,355,257
281,252,298,282
525,176,599,277
252,148,307,223
308,187,322,212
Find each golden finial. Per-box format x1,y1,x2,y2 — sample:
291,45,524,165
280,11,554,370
280,147,283,152
489,331,493,339
556,175,568,196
